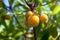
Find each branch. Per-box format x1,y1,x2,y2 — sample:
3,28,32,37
33,27,37,40
24,0,32,10
24,0,35,11
9,6,22,27
34,0,38,7
2,1,7,10
24,0,29,6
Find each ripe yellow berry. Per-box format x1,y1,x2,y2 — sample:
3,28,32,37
26,15,39,27
39,14,48,22
25,11,33,19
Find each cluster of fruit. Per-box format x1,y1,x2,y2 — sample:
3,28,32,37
25,11,48,27
1,11,48,28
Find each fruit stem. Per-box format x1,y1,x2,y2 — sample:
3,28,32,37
33,27,37,40
24,0,37,40
24,0,35,11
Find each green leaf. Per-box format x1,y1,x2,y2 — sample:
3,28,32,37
14,32,23,38
48,25,58,38
36,5,41,14
52,5,60,16
41,30,49,40
9,0,14,5
0,2,6,9
14,30,26,38
1,19,8,29
0,32,6,37
36,23,42,35
13,1,29,11
38,0,43,3
0,8,7,14
42,22,45,28
58,0,60,2
7,17,15,33
0,2,3,7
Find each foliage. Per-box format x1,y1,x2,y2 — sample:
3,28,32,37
0,0,60,40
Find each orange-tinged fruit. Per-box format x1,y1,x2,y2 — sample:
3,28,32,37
1,15,11,20
25,11,33,19
39,14,48,22
26,15,39,27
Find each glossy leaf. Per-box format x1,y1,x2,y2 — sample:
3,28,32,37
13,30,26,38
52,5,60,16
38,0,43,3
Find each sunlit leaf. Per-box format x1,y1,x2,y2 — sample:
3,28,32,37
36,23,42,35
38,0,43,3
14,30,26,38
52,5,60,16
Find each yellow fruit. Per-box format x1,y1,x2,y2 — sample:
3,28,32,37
25,11,33,19
26,15,39,27
39,14,48,22
2,15,11,20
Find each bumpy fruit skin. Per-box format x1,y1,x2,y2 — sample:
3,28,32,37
2,15,11,20
39,14,48,22
25,11,33,19
26,15,39,27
